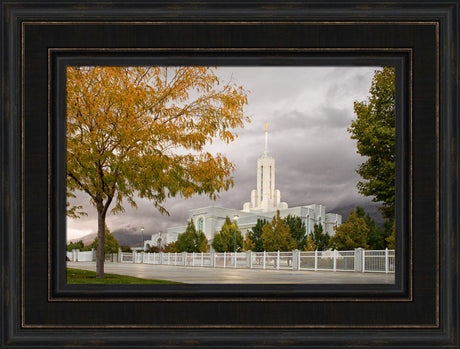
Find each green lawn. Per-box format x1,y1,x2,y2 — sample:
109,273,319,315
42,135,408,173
67,268,182,284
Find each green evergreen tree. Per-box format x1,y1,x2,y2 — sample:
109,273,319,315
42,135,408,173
283,215,307,249
164,241,179,253
355,206,389,250
91,226,120,254
354,206,392,249
212,216,243,252
309,223,330,251
66,240,84,252
247,218,268,252
262,211,297,251
175,220,208,252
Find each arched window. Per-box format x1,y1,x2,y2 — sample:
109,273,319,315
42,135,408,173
318,216,322,227
198,217,204,232
306,215,310,233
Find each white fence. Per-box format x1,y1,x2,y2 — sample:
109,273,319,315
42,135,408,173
66,249,94,262
66,249,118,263
67,248,395,274
68,248,395,273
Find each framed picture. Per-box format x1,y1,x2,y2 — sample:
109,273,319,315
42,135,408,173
64,64,397,286
2,1,458,348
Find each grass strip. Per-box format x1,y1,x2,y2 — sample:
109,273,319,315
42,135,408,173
67,268,182,284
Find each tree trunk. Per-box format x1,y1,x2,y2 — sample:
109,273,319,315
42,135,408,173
96,205,106,278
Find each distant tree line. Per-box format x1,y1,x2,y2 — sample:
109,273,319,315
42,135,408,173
67,208,394,255
159,206,393,254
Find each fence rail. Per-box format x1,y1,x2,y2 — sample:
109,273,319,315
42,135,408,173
67,248,395,273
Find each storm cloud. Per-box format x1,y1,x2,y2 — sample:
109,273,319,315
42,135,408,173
67,66,382,241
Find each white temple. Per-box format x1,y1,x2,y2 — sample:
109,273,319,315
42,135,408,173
243,123,288,213
147,125,342,250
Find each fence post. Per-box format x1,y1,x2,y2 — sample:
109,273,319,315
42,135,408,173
213,252,216,268
385,248,389,273
277,251,280,270
246,251,252,269
234,252,237,268
314,250,318,271
333,249,337,272
133,250,137,263
209,252,214,268
362,249,366,272
182,252,186,266
224,252,226,268
263,251,266,269
353,248,362,272
292,250,299,270
201,252,204,267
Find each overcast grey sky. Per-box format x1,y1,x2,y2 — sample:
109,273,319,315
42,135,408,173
67,66,381,241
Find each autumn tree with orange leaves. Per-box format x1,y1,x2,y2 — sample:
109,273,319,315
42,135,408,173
66,66,249,278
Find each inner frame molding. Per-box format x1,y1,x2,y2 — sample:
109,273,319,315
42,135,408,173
47,47,413,304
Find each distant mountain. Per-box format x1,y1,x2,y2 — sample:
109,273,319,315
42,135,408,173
330,202,385,226
67,228,145,247
68,232,97,246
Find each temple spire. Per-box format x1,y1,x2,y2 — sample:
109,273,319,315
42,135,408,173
264,122,269,155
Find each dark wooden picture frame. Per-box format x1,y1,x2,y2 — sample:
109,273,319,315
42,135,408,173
1,1,458,348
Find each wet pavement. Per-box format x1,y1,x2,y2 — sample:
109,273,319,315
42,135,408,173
67,262,395,284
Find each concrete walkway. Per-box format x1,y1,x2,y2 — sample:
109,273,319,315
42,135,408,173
67,262,395,284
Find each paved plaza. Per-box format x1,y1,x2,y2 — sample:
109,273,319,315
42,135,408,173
67,262,395,284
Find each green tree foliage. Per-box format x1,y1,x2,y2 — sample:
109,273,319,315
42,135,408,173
119,245,132,253
283,215,307,249
355,206,390,250
348,67,395,221
66,66,249,278
212,216,243,252
309,223,330,251
262,211,297,252
330,209,369,250
66,240,84,252
175,220,208,253
91,226,120,254
246,218,268,252
164,241,179,253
